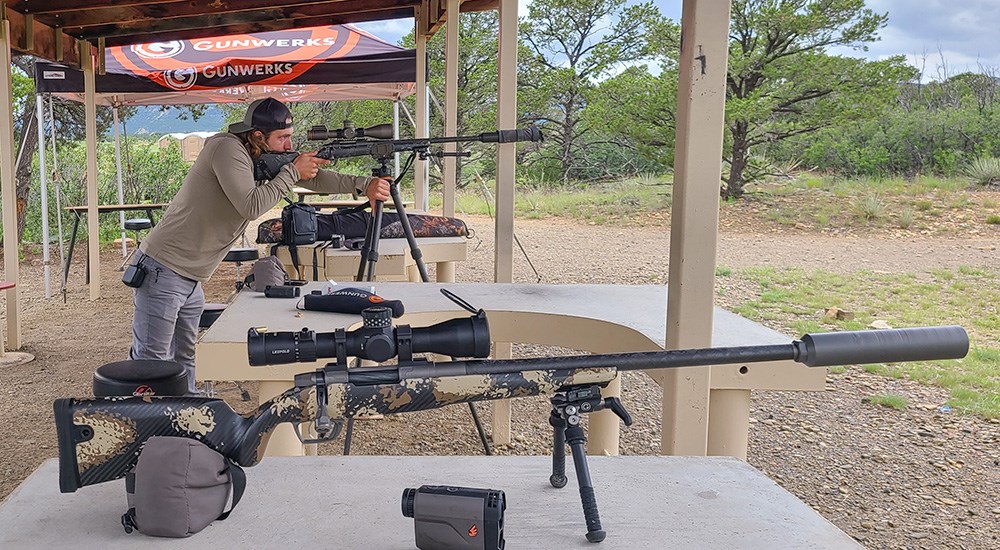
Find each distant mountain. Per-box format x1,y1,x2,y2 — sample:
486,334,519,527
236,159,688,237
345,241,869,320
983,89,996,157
122,105,227,136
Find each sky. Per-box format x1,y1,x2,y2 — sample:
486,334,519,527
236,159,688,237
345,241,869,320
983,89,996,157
355,0,1000,78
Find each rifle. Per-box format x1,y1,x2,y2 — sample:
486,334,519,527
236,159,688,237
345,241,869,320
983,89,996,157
54,307,968,541
253,124,542,181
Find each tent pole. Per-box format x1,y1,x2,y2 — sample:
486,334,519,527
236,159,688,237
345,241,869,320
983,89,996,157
36,95,52,299
112,105,127,257
393,99,400,176
49,95,67,297
414,7,430,212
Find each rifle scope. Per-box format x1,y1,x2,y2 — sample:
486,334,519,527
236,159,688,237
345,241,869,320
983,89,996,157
247,307,490,366
307,121,394,141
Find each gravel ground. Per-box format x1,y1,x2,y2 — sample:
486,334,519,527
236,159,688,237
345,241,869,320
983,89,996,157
1,211,998,549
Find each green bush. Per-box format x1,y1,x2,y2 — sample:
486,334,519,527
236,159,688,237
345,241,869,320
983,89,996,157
964,157,1000,187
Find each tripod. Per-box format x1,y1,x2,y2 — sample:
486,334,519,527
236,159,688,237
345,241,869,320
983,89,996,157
342,151,492,456
548,385,633,543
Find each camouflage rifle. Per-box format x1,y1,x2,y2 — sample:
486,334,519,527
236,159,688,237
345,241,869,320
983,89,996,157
253,123,542,181
54,306,968,541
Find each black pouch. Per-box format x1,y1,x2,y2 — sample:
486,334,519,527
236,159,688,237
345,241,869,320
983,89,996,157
280,201,317,246
122,255,147,288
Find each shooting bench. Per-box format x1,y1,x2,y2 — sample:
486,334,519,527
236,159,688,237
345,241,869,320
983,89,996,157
270,236,468,283
195,282,824,458
1,455,860,548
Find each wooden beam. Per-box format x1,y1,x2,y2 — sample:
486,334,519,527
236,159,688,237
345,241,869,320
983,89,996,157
43,0,416,30
3,5,80,66
92,9,415,47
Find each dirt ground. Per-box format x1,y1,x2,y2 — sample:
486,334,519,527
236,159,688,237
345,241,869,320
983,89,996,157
0,203,998,549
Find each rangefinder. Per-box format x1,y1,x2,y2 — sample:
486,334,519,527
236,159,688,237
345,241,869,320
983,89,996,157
402,485,505,550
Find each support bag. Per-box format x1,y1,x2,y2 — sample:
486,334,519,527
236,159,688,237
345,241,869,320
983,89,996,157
121,436,246,538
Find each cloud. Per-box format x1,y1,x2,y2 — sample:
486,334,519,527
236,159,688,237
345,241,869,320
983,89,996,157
857,0,1000,73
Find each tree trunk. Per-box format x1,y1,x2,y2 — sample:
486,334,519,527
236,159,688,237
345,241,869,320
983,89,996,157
15,94,39,243
726,121,750,200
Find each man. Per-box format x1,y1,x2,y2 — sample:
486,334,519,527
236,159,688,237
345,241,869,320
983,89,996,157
128,97,390,395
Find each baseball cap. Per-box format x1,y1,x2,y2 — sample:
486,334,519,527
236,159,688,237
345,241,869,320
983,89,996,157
228,97,293,133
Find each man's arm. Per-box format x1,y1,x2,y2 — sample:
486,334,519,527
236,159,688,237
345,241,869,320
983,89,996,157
213,138,296,220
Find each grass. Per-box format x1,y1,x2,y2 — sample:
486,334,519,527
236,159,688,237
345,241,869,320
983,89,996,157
863,394,909,410
728,266,1000,419
433,175,673,223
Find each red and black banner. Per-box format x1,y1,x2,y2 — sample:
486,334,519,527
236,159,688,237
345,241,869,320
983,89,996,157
35,25,416,104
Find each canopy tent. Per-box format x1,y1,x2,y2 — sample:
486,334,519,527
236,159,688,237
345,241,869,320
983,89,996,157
34,24,416,105
32,23,417,298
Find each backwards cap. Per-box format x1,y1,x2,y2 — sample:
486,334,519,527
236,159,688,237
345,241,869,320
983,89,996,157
228,97,293,134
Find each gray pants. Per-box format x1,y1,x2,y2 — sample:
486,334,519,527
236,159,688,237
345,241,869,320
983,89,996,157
129,252,204,394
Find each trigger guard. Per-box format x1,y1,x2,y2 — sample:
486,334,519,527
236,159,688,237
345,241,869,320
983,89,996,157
292,418,345,444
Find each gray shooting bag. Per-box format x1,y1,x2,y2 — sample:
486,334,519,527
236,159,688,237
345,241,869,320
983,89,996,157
121,436,246,537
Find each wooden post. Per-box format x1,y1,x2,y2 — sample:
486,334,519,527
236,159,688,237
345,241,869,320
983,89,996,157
659,0,731,456
442,0,460,217
413,5,430,212
490,0,520,445
81,39,101,300
0,19,22,349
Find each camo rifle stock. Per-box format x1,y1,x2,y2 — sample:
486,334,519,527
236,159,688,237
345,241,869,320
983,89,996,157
55,325,968,494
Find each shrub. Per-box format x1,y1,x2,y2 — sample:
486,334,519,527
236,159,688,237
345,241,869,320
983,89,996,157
964,157,1000,187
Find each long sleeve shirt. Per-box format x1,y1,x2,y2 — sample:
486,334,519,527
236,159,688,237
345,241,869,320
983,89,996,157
140,132,371,283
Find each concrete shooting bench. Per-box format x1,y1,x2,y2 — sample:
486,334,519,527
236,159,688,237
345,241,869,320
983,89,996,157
0,456,860,549
195,282,825,458
271,236,468,283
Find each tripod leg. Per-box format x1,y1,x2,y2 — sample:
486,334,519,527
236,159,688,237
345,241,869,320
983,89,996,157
388,184,430,282
467,403,493,455
549,411,568,488
356,201,384,282
566,424,607,543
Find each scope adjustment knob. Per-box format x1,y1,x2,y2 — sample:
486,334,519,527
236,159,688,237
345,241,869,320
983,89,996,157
362,307,392,329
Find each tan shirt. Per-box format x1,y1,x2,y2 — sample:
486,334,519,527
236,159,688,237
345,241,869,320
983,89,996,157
140,132,371,283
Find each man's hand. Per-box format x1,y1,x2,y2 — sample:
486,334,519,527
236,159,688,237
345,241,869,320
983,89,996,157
292,151,330,181
365,177,391,209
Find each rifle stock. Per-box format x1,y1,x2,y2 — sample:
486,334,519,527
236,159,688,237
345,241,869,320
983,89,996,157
54,325,968,493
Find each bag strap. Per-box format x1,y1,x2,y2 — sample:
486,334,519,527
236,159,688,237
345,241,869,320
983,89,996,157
216,462,246,521
122,471,138,534
289,245,303,280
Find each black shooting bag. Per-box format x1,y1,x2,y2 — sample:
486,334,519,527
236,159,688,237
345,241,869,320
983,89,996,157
280,200,317,279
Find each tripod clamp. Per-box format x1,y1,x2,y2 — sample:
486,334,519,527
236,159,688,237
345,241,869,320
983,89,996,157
548,385,632,543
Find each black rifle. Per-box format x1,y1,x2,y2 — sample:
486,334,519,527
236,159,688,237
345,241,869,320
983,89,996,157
255,123,541,283
253,126,542,182
54,309,968,542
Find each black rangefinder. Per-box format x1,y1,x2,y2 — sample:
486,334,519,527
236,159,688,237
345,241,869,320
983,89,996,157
402,486,505,550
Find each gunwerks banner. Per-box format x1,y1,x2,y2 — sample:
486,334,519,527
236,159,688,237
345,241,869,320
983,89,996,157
35,24,416,105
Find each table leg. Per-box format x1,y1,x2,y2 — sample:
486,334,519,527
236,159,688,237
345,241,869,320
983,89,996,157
145,208,156,227
259,380,306,457
62,214,81,292
436,261,456,283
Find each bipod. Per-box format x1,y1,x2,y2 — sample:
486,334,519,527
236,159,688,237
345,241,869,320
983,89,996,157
548,385,633,543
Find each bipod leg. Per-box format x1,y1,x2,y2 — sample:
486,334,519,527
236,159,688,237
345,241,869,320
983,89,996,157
549,410,568,488
467,403,493,455
566,423,606,543
343,417,355,455
388,183,429,282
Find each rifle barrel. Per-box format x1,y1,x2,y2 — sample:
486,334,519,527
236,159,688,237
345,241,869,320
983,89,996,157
341,325,968,386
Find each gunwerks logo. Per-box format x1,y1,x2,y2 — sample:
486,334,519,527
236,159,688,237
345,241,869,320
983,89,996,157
131,41,185,59
163,68,197,90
